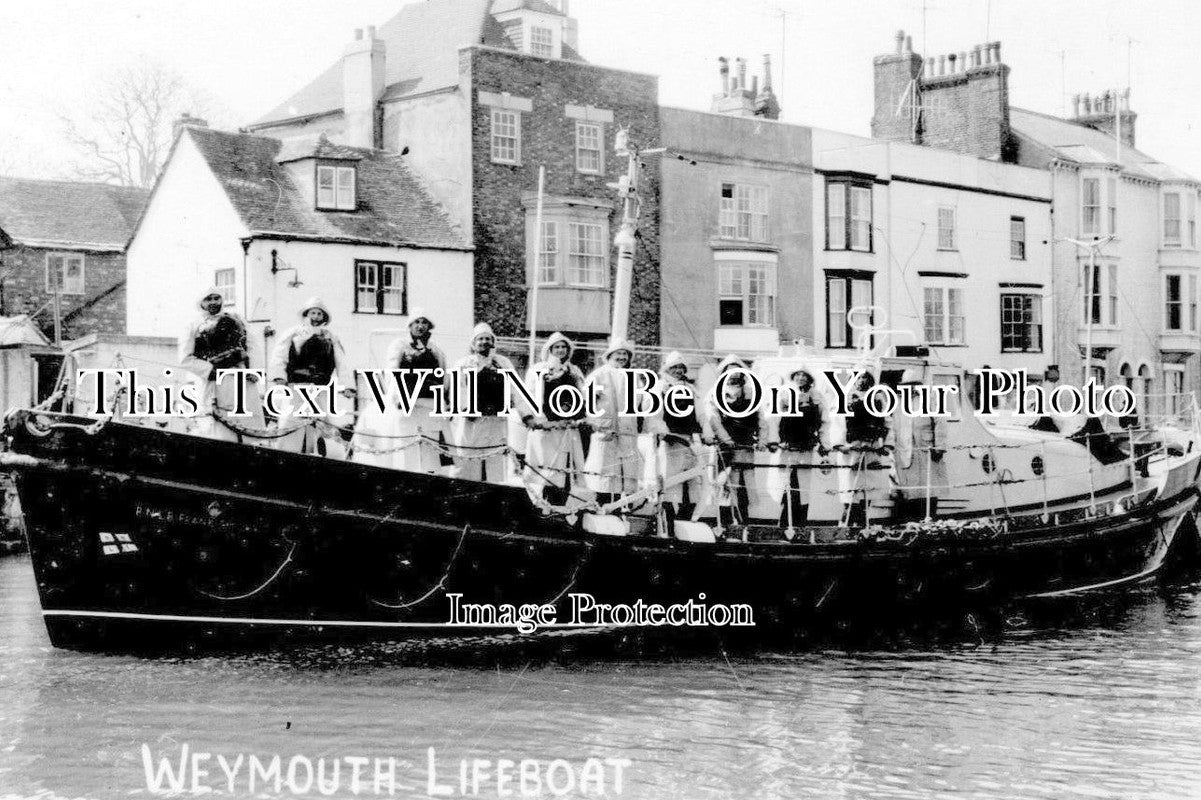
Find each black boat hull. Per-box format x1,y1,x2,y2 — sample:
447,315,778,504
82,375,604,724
5,416,1197,651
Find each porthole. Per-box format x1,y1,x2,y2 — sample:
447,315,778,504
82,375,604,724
1031,456,1045,476
981,453,994,474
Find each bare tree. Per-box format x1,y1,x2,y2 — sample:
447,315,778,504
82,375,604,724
61,62,212,188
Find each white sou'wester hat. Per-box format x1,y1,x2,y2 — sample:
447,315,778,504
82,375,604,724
603,338,635,360
662,350,687,371
407,307,435,329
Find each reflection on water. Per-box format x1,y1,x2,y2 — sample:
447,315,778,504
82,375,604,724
3,553,1201,799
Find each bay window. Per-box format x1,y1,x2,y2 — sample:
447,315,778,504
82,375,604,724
1083,178,1100,237
718,259,776,327
825,180,872,252
1164,192,1182,246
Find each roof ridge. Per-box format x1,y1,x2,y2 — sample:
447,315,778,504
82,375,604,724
0,175,149,194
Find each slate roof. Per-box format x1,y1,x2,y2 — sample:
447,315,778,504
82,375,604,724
491,0,565,15
183,127,469,250
0,177,148,251
251,0,583,128
1011,107,1198,183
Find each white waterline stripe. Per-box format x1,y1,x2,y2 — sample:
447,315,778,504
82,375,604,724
40,610,611,629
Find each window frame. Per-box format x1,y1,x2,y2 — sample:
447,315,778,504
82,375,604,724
937,206,957,251
565,221,607,288
1000,293,1044,353
353,259,407,316
213,268,237,309
923,285,966,346
316,164,357,211
1010,216,1026,260
490,107,522,165
825,179,873,253
44,251,85,296
825,271,874,349
717,259,777,328
719,182,769,242
1165,364,1187,417
525,204,610,291
574,121,603,175
1083,177,1101,237
529,25,555,58
1164,191,1182,247
1081,261,1119,326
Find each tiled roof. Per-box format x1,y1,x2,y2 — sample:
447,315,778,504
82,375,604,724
251,0,584,128
185,127,469,250
0,177,148,250
491,0,565,15
1011,107,1197,183
253,0,498,127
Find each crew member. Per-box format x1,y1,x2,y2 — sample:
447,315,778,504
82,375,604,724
838,371,890,526
268,297,352,456
892,368,948,520
651,351,707,531
179,286,261,441
384,309,448,474
583,339,646,510
704,354,766,533
767,368,830,530
450,322,516,482
520,332,586,505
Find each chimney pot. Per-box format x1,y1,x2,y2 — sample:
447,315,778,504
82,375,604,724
938,54,946,75
736,57,747,90
948,53,957,73
960,52,968,70
366,25,376,40
926,57,934,76
762,54,773,90
994,42,1002,62
895,30,905,55
905,35,913,54
354,27,363,41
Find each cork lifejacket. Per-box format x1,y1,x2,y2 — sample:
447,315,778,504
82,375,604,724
396,344,442,399
286,333,336,386
193,313,246,380
779,398,823,451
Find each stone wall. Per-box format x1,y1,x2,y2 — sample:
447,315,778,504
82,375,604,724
1,245,126,339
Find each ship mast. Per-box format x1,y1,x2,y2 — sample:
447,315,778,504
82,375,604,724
609,129,643,342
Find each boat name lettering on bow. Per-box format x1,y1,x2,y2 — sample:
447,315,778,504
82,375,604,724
140,743,630,796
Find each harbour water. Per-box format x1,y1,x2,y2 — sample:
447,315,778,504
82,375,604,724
3,552,1201,800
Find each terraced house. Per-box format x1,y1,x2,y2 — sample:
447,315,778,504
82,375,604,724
0,177,146,341
248,0,660,362
871,30,1201,419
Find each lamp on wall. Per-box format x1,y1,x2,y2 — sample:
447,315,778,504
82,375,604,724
270,249,304,288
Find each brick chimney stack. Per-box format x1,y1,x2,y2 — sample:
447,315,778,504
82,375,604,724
1071,88,1136,148
871,29,923,142
712,54,780,119
342,25,386,149
172,112,208,141
874,32,1015,161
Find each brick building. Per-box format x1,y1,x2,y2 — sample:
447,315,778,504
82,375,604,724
248,0,661,361
871,30,1201,418
0,177,147,341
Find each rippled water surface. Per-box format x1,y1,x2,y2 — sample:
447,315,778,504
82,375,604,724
3,553,1201,799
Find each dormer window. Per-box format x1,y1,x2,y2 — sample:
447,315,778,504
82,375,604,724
530,26,554,57
316,164,356,211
